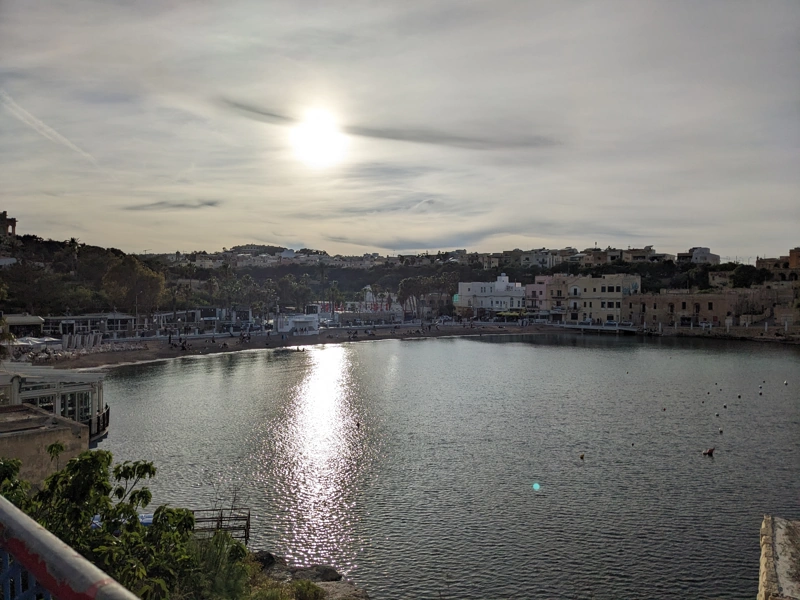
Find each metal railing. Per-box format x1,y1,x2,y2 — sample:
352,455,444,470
192,508,251,546
0,496,137,600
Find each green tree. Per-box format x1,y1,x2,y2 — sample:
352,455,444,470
1,451,241,600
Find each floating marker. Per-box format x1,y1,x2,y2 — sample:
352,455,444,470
719,428,723,434
759,392,762,396
580,454,584,460
738,394,741,398
715,413,719,417
532,482,541,491
723,404,727,409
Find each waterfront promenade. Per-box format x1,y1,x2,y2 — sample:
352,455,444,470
48,320,800,370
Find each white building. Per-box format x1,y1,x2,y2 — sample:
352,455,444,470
275,305,319,336
455,273,526,318
677,247,721,265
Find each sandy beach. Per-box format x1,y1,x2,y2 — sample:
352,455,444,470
53,324,545,370
49,321,799,371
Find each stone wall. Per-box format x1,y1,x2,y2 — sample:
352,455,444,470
0,406,88,487
759,515,800,600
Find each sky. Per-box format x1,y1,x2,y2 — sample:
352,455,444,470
1,1,798,261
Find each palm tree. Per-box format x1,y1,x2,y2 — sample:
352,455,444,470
205,277,219,303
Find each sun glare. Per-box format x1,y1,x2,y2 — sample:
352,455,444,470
290,109,348,168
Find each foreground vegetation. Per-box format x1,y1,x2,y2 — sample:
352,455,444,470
0,449,323,600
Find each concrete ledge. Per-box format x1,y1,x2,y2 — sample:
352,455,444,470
759,515,800,600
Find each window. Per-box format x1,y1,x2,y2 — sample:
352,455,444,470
653,315,657,322
539,291,543,296
616,302,621,308
589,302,592,308
556,300,562,307
593,288,596,292
629,303,632,309
708,302,713,310
584,288,587,292
669,303,674,313
682,302,687,310
601,286,606,292
654,304,657,310
601,301,606,308
616,286,621,292
583,302,586,307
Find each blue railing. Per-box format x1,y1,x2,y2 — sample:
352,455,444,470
0,496,137,600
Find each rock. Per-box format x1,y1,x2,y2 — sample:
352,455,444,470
316,580,370,599
251,550,281,571
290,564,343,582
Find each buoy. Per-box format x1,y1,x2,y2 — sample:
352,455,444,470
632,443,634,446
719,428,723,434
580,454,584,460
702,400,704,403
785,381,788,385
723,404,727,409
738,394,741,398
759,385,762,389
759,392,762,396
707,392,710,395
662,408,666,411
715,413,719,417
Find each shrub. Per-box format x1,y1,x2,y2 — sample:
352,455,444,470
291,580,325,600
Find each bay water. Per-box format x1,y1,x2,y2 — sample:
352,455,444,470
103,334,800,599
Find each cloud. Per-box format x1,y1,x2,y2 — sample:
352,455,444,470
0,89,97,165
1,0,798,258
220,98,557,150
122,199,222,211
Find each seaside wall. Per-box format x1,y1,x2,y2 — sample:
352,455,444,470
758,515,800,600
0,406,88,487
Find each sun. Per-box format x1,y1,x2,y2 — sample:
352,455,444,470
290,109,348,168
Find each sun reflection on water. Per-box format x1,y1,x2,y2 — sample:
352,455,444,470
266,345,364,569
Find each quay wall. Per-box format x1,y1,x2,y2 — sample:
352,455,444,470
0,406,88,487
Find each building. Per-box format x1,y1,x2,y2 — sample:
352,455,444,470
628,287,776,328
525,276,553,319
455,273,525,318
42,313,136,337
0,211,17,238
2,314,44,337
756,248,800,282
0,405,87,487
676,247,721,265
559,273,642,323
275,304,320,336
0,363,109,445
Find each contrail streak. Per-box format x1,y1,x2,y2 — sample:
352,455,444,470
0,90,97,165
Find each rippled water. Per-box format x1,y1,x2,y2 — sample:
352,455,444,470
103,335,800,599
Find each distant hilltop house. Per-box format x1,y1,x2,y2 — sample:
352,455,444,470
676,247,720,265
0,211,17,239
756,247,800,282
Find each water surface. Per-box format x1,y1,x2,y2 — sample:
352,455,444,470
103,335,800,599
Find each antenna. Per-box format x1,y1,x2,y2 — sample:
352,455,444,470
143,249,152,255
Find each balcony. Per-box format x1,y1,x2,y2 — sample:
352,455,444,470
0,496,137,600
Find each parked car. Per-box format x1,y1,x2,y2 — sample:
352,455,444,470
619,321,634,327
604,320,618,327
578,320,592,326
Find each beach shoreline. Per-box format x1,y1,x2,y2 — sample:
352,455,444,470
48,322,799,371
51,324,542,370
